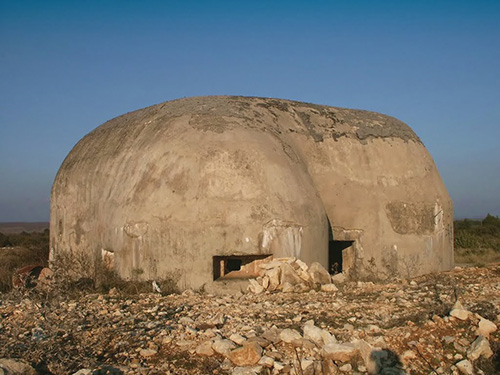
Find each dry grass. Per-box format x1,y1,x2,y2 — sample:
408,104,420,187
0,246,49,292
454,247,500,266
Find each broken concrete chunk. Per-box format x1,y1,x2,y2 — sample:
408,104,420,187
309,262,331,284
248,279,264,294
280,262,305,286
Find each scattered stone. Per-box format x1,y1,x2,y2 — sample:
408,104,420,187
339,363,352,372
72,370,92,375
321,343,359,362
212,339,237,356
280,329,302,343
280,263,305,286
1,260,499,375
322,360,339,375
476,318,497,338
450,301,472,321
0,359,36,375
308,262,331,284
248,279,264,294
230,333,247,346
320,284,338,292
232,367,261,375
331,273,346,284
455,359,473,375
139,348,157,357
301,359,314,371
262,327,281,344
195,341,214,357
303,320,325,346
258,356,274,368
467,335,493,361
228,342,263,367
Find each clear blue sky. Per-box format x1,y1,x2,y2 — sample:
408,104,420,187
0,0,499,221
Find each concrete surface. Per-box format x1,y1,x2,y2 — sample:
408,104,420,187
50,96,453,289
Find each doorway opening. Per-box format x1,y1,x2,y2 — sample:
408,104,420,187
329,240,354,274
213,254,271,280
327,221,354,274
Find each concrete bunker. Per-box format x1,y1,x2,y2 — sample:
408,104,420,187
50,96,454,290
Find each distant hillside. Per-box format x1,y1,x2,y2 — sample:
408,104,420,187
0,222,49,234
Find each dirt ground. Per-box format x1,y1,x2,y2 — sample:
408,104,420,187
0,264,499,375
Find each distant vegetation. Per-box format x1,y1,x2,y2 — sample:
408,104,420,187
0,228,49,249
454,214,500,265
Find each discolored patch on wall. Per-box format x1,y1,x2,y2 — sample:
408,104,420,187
385,202,435,235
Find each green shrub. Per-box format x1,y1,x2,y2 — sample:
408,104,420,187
454,214,500,252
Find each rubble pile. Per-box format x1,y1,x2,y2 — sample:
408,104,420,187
244,257,339,294
0,264,499,375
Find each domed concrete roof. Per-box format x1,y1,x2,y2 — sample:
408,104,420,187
51,96,453,289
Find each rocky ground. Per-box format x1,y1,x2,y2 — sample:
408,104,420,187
0,263,499,375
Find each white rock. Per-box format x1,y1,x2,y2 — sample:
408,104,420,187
477,318,497,338
72,370,92,375
139,348,157,357
450,300,472,321
280,263,304,286
451,308,471,321
212,339,237,356
179,316,195,324
303,321,325,346
353,339,377,373
196,340,215,356
232,367,261,375
321,329,337,345
274,362,285,371
280,328,302,343
258,356,274,368
248,279,264,294
467,335,493,360
455,359,473,375
339,363,352,372
321,284,338,292
297,268,313,283
331,273,347,284
261,275,270,289
301,359,314,371
266,267,281,291
282,282,295,293
230,333,247,345
309,262,331,284
295,259,309,271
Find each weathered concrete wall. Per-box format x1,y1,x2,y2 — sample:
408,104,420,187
51,96,453,289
